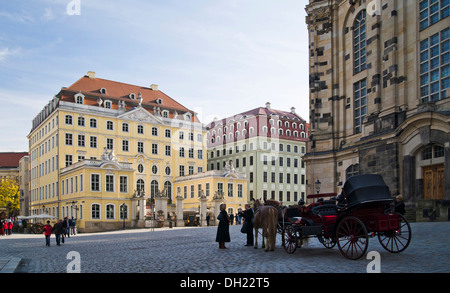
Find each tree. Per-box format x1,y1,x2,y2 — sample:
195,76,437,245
0,178,20,217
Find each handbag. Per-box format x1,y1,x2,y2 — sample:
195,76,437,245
241,221,250,233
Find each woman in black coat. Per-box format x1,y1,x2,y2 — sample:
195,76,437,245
216,204,230,249
242,204,254,246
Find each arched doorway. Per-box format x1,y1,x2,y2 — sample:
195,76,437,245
164,181,172,203
150,180,159,198
419,144,445,200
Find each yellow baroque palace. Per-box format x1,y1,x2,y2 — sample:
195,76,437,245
27,72,247,232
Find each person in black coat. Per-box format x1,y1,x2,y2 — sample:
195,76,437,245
242,204,254,246
216,204,230,249
394,195,406,215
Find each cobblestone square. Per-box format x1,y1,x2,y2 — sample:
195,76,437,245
1,222,448,275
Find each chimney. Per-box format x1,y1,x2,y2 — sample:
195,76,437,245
291,107,296,114
150,84,159,91
265,102,271,110
87,71,96,79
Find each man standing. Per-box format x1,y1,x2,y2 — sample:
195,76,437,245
53,220,63,246
242,204,254,246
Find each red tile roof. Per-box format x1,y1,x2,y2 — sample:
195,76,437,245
0,152,28,168
206,106,306,128
58,74,199,122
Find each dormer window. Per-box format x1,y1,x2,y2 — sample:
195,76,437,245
74,93,85,104
156,98,162,105
185,113,191,121
129,93,135,100
100,88,107,94
104,100,112,109
162,110,169,118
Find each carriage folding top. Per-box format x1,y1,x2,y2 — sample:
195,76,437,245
341,174,394,209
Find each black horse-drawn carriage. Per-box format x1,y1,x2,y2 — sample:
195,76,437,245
280,174,411,260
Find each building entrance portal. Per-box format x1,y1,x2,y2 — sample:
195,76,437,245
423,164,445,200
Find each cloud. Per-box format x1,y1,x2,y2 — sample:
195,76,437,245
0,48,10,62
41,7,55,21
0,47,23,62
0,10,34,23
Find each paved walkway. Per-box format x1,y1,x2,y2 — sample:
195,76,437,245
0,222,449,274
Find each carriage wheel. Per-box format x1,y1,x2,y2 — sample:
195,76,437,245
283,225,297,254
336,216,368,260
378,213,411,253
322,237,336,249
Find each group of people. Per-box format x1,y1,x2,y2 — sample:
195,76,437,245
42,217,76,247
1,220,13,236
215,203,254,249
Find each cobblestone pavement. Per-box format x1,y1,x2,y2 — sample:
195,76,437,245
0,222,449,274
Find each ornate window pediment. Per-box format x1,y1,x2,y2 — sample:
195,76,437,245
118,107,163,124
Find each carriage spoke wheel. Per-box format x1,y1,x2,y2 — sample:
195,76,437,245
322,237,336,249
283,225,297,254
378,213,411,253
336,216,368,260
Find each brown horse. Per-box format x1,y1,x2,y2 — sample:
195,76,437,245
253,199,278,252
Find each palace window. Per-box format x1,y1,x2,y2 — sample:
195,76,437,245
419,0,449,30
90,118,97,128
65,115,73,125
78,117,85,126
91,174,100,191
119,176,128,193
122,123,129,132
353,10,367,74
150,180,159,198
91,204,100,219
354,79,367,134
106,121,113,130
422,144,445,160
420,27,450,102
346,164,360,180
106,204,114,219
138,125,144,134
136,179,145,193
119,204,128,220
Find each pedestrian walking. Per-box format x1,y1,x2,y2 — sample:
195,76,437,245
230,213,234,225
43,221,53,247
70,217,76,235
242,204,254,246
53,220,63,246
62,217,70,238
1,220,5,236
7,220,13,235
216,204,230,249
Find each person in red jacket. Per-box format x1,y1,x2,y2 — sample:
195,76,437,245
1,221,5,236
3,221,8,235
43,221,53,247
7,220,13,235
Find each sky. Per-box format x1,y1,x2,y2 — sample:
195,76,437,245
0,0,310,152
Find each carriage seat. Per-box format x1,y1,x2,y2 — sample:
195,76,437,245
311,204,338,216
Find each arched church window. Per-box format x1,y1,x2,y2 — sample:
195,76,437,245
353,10,367,74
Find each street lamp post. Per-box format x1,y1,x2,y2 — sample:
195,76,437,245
315,179,321,194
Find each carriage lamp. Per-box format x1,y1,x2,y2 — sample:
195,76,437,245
315,179,321,194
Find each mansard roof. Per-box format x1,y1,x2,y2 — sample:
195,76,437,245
57,73,199,122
